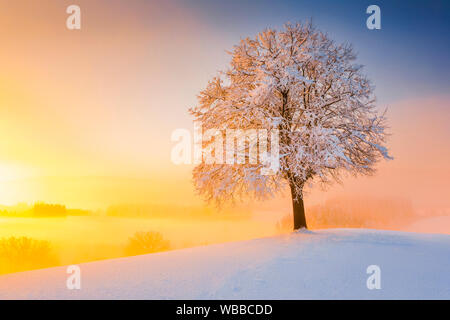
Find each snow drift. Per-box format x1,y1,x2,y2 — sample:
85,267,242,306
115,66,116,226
0,229,448,299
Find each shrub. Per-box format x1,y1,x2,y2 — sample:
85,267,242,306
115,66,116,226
276,197,417,231
125,231,171,256
0,237,59,274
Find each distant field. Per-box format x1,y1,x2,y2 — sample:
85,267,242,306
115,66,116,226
1,209,447,275
0,216,278,267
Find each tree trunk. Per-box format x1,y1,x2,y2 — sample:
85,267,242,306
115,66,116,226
290,183,307,230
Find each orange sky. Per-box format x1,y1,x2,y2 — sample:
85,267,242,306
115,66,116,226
0,1,449,213
305,96,450,211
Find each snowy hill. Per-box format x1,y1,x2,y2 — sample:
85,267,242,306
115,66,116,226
0,229,449,299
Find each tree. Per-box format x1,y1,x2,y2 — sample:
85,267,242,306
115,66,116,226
190,22,392,230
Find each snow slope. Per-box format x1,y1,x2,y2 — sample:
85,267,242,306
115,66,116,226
0,229,448,299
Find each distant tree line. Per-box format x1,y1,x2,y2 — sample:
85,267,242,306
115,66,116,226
0,202,91,218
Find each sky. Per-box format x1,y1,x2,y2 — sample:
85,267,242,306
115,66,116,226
0,0,449,210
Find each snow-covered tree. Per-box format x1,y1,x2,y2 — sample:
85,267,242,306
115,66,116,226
190,22,392,230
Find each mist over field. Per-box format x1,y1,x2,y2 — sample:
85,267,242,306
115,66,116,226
1,196,448,274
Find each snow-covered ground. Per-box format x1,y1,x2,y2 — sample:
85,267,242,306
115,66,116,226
0,229,448,299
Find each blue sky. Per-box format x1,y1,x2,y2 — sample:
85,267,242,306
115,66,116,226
183,0,449,104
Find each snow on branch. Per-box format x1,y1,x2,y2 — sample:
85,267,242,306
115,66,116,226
189,21,392,204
